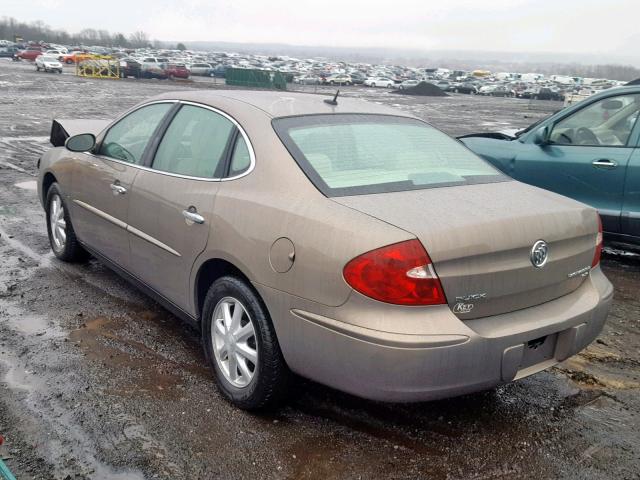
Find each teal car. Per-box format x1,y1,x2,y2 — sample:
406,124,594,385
460,86,640,245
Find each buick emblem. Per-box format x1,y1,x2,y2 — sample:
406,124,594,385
530,240,549,268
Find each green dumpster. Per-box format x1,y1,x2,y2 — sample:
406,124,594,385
225,68,287,90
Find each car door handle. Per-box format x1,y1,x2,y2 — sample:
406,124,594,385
182,208,205,224
592,159,618,169
110,183,127,195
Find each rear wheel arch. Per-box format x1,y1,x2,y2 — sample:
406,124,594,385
194,258,255,321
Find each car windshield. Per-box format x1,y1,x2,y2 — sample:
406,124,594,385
273,114,507,197
42,56,58,62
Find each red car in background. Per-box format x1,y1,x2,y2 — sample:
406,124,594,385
16,46,45,61
163,63,190,79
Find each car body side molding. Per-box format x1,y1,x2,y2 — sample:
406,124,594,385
73,199,127,229
73,199,181,257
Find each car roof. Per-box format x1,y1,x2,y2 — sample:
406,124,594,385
149,90,414,119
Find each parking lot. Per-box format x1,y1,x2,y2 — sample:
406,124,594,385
1,59,639,479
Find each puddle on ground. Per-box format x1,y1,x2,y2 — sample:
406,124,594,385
0,299,64,337
69,314,208,398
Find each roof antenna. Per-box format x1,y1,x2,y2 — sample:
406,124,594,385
324,90,340,106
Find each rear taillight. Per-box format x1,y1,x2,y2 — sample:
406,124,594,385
343,240,447,306
591,214,603,268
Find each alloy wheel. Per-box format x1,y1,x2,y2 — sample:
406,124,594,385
49,194,66,250
212,297,258,388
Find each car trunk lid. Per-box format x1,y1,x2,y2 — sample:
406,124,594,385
332,181,598,320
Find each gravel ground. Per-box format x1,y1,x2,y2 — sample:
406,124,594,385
0,59,639,480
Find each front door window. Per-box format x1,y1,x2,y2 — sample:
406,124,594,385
550,94,640,147
98,103,173,164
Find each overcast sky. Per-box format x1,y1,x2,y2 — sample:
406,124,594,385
4,0,640,56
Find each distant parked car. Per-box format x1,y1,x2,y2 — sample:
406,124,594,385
119,58,142,78
364,77,394,88
163,63,190,79
478,85,497,95
489,86,514,97
294,75,320,85
536,88,565,101
35,55,63,73
398,80,420,90
45,49,65,58
212,65,227,78
60,51,91,64
325,75,352,86
189,63,215,76
518,87,564,101
0,46,20,58
449,83,478,94
349,73,366,84
16,46,46,61
435,80,450,90
460,86,640,244
142,66,168,80
140,57,161,70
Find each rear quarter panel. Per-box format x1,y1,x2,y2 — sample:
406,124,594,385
192,108,413,308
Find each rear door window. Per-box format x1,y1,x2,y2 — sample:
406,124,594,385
152,105,234,178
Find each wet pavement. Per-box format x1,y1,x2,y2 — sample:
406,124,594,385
0,59,639,479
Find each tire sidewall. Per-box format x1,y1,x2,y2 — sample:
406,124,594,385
202,276,281,408
46,184,68,257
45,183,85,262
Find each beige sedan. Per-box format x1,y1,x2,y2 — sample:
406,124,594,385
38,91,613,409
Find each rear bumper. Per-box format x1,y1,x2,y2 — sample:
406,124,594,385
256,267,613,402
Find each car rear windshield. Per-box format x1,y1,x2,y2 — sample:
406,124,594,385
273,114,507,197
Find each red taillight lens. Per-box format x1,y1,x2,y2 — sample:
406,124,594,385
343,240,447,306
591,214,603,268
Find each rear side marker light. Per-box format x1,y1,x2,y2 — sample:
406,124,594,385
343,240,447,306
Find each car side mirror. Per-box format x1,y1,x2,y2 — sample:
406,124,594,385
65,133,96,152
533,125,550,145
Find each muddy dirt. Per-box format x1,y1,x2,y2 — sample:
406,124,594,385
1,59,639,479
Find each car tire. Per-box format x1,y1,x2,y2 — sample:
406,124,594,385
36,66,40,71
202,276,290,410
45,183,89,263
66,59,72,64
371,83,376,87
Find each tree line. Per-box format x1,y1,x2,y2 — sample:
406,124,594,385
0,16,187,49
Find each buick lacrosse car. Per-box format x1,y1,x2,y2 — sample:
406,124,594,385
38,91,613,409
